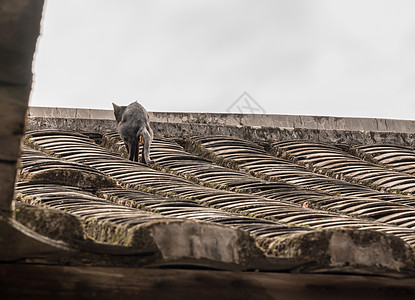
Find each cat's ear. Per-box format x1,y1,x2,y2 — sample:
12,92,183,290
112,102,122,123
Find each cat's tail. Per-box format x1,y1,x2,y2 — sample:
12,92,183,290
139,126,154,164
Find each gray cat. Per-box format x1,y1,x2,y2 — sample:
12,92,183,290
112,101,154,164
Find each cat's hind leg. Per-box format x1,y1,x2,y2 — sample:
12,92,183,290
133,138,139,162
141,127,154,164
130,139,139,162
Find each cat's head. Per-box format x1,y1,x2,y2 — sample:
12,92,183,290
112,102,126,124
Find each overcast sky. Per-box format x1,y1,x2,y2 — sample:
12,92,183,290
30,0,415,119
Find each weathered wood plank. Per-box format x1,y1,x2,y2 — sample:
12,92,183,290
0,0,44,213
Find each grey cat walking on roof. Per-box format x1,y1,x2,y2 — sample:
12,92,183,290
112,101,154,164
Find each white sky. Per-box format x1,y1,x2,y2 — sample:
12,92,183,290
30,0,415,119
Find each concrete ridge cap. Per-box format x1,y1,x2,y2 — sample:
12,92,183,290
28,106,415,134
129,218,265,266
267,228,415,273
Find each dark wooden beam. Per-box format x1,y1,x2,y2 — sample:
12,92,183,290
1,264,415,300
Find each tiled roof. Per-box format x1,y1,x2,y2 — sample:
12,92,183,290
3,3,415,294
15,129,415,275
